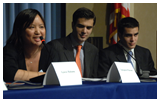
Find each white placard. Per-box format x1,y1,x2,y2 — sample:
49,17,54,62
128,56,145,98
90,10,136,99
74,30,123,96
3,81,8,91
43,61,82,86
107,62,140,83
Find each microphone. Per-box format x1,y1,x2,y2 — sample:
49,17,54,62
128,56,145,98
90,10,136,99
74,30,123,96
40,36,45,44
118,44,143,76
40,36,49,53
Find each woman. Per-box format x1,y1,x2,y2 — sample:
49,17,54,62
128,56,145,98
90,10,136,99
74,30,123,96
3,8,59,82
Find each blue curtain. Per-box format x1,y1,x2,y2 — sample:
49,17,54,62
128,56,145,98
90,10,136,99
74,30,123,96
3,3,65,46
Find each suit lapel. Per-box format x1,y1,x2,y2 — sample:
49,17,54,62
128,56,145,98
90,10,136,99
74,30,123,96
63,35,75,61
115,44,127,62
134,46,142,65
117,54,127,62
83,42,92,77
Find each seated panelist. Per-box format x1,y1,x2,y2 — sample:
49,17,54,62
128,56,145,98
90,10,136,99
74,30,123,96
47,7,98,78
98,17,157,78
3,9,59,82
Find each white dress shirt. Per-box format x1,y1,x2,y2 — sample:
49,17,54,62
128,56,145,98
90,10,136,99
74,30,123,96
118,42,137,72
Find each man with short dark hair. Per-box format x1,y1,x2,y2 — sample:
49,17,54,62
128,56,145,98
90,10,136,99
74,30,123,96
97,17,157,78
47,7,98,78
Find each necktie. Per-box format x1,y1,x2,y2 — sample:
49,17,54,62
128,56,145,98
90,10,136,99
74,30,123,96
76,45,82,77
127,51,134,67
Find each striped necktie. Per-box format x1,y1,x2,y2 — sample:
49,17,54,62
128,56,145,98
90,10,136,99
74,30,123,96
127,51,134,67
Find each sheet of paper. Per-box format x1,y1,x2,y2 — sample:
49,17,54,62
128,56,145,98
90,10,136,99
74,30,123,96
43,61,82,86
82,78,106,81
53,62,82,86
3,81,8,91
116,62,140,83
149,75,157,78
107,62,140,83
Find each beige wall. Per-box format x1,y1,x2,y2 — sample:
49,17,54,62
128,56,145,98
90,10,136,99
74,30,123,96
134,3,157,69
66,3,157,69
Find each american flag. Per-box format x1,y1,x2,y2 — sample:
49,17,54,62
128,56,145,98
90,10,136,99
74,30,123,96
109,3,130,45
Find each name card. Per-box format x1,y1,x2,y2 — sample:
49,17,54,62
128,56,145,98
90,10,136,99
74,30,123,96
107,62,140,83
3,81,8,91
43,61,82,86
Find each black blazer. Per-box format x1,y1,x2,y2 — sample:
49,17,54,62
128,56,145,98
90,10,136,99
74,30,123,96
98,43,157,78
47,34,99,78
3,43,59,82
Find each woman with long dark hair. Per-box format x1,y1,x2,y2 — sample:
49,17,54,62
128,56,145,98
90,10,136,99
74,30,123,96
3,8,59,82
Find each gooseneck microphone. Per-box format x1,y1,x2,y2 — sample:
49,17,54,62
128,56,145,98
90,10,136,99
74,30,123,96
40,36,45,44
40,36,49,53
118,44,142,76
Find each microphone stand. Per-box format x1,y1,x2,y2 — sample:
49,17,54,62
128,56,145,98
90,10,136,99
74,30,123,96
118,44,142,77
119,45,157,82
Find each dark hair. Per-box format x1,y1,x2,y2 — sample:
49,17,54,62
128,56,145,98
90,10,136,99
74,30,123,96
118,17,139,34
6,8,46,51
72,7,96,26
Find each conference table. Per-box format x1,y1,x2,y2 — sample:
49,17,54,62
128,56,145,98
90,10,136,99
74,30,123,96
3,81,157,99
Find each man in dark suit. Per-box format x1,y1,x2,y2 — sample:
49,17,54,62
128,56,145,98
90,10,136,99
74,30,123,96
47,7,98,78
98,17,157,78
